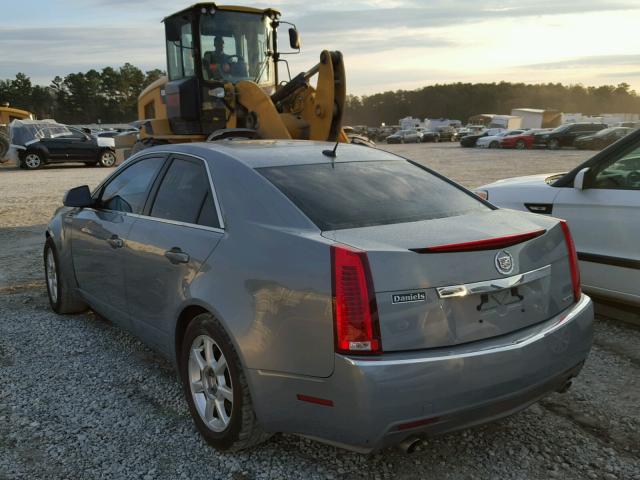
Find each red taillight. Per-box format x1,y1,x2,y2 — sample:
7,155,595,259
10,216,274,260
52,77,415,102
411,229,546,253
560,220,581,302
331,245,381,355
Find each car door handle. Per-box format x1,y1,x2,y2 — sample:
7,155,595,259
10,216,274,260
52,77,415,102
164,248,190,264
107,235,124,249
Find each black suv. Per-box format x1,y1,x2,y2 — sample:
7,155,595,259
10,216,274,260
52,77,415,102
14,123,117,170
533,123,607,149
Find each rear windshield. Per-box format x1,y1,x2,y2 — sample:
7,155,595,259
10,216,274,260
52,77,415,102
258,160,489,230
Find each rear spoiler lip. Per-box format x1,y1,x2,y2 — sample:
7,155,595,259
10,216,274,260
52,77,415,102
410,229,547,254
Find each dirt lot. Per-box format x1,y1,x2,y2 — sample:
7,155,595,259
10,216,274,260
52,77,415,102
1,143,639,480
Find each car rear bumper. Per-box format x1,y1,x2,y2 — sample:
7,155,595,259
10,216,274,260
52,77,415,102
248,294,593,453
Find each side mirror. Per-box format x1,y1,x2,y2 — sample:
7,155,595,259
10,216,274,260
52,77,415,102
63,185,93,208
165,20,181,42
574,167,589,190
288,28,301,50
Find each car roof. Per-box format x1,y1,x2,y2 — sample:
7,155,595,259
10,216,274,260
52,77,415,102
148,140,402,169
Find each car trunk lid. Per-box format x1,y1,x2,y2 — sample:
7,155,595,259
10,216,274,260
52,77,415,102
323,210,575,351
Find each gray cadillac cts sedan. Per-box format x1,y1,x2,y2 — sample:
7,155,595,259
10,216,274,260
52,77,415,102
44,140,593,453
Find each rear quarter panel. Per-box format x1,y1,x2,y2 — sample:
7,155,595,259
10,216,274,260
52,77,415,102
191,157,336,378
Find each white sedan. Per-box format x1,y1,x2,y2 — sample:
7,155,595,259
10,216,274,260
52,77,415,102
476,129,526,148
476,130,640,306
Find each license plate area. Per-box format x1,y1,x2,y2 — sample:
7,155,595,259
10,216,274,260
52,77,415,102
476,287,524,313
435,265,553,340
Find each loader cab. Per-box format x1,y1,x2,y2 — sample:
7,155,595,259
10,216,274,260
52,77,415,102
162,4,281,136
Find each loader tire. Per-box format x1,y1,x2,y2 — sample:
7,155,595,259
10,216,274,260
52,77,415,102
0,131,9,163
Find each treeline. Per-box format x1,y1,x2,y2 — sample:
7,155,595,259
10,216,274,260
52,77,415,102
344,82,640,126
3,68,640,127
0,64,164,124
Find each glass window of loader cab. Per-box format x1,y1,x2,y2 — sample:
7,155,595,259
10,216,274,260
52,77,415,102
199,10,274,87
166,15,195,80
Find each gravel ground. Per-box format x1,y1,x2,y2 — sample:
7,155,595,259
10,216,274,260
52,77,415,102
1,144,639,480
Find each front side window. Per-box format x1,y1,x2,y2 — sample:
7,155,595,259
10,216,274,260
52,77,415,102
65,127,86,140
166,15,195,80
199,11,274,87
592,147,640,190
259,161,489,230
150,158,220,228
100,157,165,213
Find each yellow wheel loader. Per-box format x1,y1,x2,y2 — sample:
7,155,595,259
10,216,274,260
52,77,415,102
118,3,371,160
0,104,33,162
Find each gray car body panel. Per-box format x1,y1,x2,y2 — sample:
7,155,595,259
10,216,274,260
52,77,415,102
247,294,592,453
45,140,594,452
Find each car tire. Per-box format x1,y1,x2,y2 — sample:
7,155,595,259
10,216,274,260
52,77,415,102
44,238,88,314
489,141,500,149
180,313,271,451
548,139,560,150
98,149,116,167
23,151,44,169
515,140,527,150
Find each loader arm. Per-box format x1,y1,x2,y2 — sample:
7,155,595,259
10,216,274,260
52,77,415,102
235,50,347,142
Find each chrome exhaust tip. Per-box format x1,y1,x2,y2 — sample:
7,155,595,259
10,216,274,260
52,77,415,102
398,436,422,454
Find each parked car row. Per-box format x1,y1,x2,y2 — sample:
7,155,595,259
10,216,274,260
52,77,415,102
461,123,637,151
385,126,459,144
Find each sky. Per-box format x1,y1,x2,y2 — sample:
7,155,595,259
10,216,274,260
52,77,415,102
2,0,640,95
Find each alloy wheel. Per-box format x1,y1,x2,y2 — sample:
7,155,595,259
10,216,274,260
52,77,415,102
100,151,116,167
25,153,41,169
188,335,234,432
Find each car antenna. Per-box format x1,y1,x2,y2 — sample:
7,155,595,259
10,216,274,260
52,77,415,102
322,139,340,157
322,138,340,166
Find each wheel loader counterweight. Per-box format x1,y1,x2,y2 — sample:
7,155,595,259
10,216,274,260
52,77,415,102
0,104,33,162
121,2,351,160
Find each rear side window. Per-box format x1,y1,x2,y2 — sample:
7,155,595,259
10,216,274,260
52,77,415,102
100,157,164,213
150,158,220,228
258,161,489,230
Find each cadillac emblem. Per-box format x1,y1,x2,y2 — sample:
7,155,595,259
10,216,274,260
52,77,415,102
495,250,514,275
